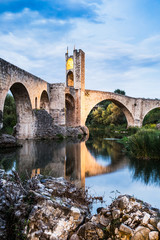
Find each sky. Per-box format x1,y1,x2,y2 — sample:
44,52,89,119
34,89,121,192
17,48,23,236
0,0,160,98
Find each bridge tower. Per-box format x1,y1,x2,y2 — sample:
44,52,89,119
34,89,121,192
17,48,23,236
65,48,86,126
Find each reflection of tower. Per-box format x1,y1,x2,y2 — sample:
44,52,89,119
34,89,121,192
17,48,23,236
31,168,40,178
65,48,86,126
65,141,85,188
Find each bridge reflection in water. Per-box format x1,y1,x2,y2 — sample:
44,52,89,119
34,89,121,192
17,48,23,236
0,139,129,188
1,138,160,210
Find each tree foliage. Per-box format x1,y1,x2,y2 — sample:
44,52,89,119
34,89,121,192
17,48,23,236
143,108,160,125
3,94,17,133
88,103,127,126
114,89,126,95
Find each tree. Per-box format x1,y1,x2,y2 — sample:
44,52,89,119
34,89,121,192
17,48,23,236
3,94,17,133
143,108,160,125
114,89,126,95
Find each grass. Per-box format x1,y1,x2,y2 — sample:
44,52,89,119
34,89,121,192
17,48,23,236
120,129,160,160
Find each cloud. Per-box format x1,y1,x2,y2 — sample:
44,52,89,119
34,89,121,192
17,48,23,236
0,1,160,98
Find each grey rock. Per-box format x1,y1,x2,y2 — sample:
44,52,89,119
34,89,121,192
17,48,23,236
156,221,160,231
112,209,121,219
119,223,133,235
150,218,158,228
0,134,20,148
99,214,110,226
70,234,80,240
132,226,150,240
118,196,130,209
142,213,150,225
149,231,159,240
156,123,160,130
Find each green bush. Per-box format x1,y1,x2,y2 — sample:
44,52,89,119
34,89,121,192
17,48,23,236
143,108,160,125
122,129,160,160
143,123,156,129
3,94,17,134
127,126,139,135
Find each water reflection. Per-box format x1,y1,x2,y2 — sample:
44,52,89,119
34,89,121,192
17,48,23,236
0,148,17,173
0,139,129,185
86,138,129,175
0,137,160,197
129,158,160,186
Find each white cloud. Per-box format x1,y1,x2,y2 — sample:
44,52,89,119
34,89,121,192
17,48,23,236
0,2,160,98
1,8,39,20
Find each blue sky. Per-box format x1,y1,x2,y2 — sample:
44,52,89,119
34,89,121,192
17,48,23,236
0,0,160,98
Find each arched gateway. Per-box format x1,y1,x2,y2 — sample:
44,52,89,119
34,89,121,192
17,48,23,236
0,49,160,139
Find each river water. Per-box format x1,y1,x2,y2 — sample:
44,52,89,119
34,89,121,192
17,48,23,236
0,135,160,213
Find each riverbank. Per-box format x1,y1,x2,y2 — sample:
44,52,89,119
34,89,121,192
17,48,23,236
0,126,89,149
87,125,138,139
0,170,160,240
0,134,22,149
119,128,160,160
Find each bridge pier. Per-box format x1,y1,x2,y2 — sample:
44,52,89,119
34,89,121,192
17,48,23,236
127,118,143,128
49,83,65,125
133,119,143,128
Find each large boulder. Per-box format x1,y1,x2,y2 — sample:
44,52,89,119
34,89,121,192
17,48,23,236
0,134,20,148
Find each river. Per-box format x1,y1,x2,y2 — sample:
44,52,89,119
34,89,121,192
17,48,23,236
0,135,160,213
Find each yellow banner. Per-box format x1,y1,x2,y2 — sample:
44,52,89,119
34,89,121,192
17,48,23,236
66,58,73,70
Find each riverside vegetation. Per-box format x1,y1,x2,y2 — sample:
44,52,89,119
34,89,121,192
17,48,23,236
1,94,17,135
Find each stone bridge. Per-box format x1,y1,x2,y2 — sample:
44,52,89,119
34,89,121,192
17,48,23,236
84,90,160,127
0,49,160,139
0,58,65,139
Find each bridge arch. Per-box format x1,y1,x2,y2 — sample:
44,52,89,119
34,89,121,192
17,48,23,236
3,82,35,139
40,90,49,112
84,92,134,127
142,107,160,125
65,93,75,126
67,71,74,87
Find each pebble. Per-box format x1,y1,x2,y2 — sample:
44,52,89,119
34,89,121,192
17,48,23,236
156,221,160,231
149,231,159,240
119,223,133,235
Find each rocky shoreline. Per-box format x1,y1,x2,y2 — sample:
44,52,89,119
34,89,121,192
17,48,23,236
0,134,22,149
0,170,160,240
0,126,89,149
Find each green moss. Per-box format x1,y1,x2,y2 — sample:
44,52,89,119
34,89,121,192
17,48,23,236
56,134,64,140
78,134,82,139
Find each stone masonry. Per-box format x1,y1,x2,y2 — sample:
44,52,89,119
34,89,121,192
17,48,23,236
0,49,160,139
